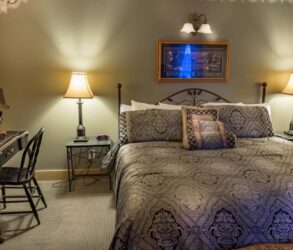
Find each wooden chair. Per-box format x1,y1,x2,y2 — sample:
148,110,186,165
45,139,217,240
0,128,47,225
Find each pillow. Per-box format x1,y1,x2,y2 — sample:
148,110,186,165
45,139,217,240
120,104,132,113
206,105,273,138
120,109,182,144
160,102,243,110
203,102,243,106
182,118,237,150
192,120,226,132
131,100,158,110
241,103,272,121
131,100,182,111
204,102,272,120
181,107,219,123
158,102,182,110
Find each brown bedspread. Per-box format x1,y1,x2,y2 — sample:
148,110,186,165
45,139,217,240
110,137,293,250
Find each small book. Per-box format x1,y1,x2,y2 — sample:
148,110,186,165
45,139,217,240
96,134,109,141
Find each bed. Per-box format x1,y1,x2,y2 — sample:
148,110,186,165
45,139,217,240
106,83,293,250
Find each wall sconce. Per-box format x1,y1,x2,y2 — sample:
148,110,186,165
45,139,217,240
181,12,213,36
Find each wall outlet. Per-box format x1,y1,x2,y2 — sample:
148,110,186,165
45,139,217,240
88,148,95,160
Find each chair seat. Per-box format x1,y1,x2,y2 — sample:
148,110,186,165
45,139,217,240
0,167,32,185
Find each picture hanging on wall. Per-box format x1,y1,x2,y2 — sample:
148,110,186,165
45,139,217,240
157,40,230,82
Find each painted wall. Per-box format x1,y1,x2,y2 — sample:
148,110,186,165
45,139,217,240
0,0,293,170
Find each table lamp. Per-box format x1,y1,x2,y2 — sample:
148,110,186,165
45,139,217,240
282,73,293,135
64,72,94,142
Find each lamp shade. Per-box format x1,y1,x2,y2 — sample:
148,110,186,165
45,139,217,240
180,23,196,33
282,74,293,95
197,24,213,34
64,72,94,99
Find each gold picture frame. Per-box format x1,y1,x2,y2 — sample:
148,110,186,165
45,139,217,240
157,40,230,82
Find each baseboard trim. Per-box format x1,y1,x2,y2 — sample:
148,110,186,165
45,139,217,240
35,169,108,181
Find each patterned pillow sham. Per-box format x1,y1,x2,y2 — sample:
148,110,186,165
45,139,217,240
120,109,182,144
181,106,218,121
182,114,237,150
181,107,218,145
207,105,273,138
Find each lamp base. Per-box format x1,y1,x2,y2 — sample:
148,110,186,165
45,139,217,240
284,130,293,136
74,136,89,142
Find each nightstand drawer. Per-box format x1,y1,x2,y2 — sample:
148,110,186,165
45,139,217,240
0,142,19,165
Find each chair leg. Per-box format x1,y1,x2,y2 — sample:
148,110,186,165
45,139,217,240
1,185,6,209
28,180,34,194
32,177,47,208
23,184,40,225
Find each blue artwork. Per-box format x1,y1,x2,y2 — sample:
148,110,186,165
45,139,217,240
158,41,229,81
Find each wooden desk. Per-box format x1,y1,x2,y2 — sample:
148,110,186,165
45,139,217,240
0,131,28,244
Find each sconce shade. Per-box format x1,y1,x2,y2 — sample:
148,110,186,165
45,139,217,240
0,89,9,110
180,23,196,33
282,74,293,95
197,23,213,34
64,72,94,99
180,13,213,35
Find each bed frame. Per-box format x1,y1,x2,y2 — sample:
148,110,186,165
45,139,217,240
117,82,267,115
117,82,267,136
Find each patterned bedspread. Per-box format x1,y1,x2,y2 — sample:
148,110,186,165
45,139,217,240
109,137,293,250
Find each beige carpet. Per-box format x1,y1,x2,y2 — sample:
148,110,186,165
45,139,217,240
0,178,116,250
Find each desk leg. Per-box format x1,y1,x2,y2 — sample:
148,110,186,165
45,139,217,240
0,185,3,243
67,147,73,192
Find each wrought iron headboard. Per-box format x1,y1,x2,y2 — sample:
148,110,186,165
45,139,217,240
158,88,230,107
117,82,267,135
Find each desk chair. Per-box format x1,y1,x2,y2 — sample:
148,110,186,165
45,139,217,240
0,128,46,225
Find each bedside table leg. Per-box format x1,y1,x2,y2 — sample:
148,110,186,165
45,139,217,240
67,147,73,192
109,175,112,191
0,228,3,244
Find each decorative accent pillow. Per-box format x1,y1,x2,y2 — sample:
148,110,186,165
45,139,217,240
181,106,219,122
120,109,182,144
207,105,273,138
182,114,237,150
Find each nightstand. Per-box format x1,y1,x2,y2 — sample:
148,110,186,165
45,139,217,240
65,136,112,192
274,132,293,141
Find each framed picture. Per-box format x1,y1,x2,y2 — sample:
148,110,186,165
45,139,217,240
157,40,230,82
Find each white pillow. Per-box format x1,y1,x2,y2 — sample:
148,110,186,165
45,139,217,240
131,100,158,110
158,102,182,110
159,102,243,110
120,104,132,113
203,102,243,106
